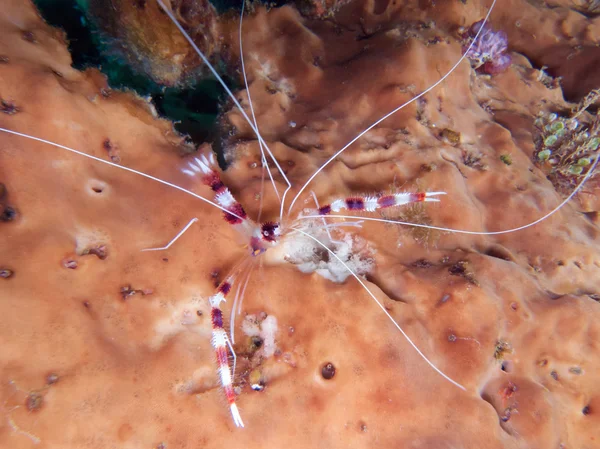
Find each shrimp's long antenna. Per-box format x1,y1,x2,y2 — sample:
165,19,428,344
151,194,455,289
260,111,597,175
0,128,243,220
298,154,600,235
239,1,282,210
287,0,498,215
155,0,292,220
230,258,254,344
290,227,466,391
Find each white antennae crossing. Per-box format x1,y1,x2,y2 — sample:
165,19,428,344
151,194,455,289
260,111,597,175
291,227,466,391
142,218,199,251
230,258,254,344
239,1,283,209
155,0,293,218
0,128,244,220
286,0,498,215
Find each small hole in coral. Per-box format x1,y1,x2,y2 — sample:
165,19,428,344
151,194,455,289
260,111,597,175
1,100,19,114
46,373,59,385
1,206,17,221
413,259,433,268
250,336,263,351
500,408,513,422
439,293,451,304
63,259,78,269
120,285,136,300
0,268,13,279
501,361,513,373
210,269,220,287
25,392,43,411
321,362,336,380
88,180,108,195
22,31,36,43
196,310,203,317
582,405,591,415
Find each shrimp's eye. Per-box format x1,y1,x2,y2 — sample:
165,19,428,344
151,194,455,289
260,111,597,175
260,222,280,242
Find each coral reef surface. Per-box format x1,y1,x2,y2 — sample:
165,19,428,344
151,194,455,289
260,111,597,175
1,0,599,448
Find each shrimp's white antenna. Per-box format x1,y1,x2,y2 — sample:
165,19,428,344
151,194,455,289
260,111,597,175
291,227,466,391
155,0,292,218
239,1,283,210
230,258,254,344
287,0,498,215
0,128,244,220
298,154,600,235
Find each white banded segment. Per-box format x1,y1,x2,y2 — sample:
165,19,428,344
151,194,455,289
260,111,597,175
180,152,251,227
182,154,216,177
209,280,244,427
319,191,446,215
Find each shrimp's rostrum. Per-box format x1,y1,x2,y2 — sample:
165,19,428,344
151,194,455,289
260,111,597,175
1,0,600,447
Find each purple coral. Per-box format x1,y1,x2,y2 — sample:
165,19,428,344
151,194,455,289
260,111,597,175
463,19,511,75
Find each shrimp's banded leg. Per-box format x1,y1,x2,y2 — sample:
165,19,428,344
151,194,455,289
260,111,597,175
318,192,446,215
208,279,244,428
182,153,257,231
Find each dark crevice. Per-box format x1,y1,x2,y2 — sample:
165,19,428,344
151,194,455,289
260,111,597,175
31,0,239,149
546,291,564,300
482,245,516,263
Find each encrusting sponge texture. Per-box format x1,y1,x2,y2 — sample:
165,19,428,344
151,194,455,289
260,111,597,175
0,0,599,448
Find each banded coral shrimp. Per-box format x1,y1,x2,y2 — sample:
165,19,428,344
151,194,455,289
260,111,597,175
1,0,599,447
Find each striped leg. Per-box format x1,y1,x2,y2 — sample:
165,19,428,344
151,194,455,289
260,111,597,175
182,152,283,253
318,191,446,215
209,279,244,427
182,152,255,231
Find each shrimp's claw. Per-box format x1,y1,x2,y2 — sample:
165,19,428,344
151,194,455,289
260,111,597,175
423,191,447,202
318,191,447,215
230,403,245,428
